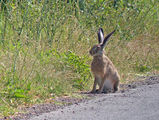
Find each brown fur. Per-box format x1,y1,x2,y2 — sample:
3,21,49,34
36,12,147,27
89,29,120,94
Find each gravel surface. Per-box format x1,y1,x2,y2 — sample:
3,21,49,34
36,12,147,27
30,82,159,120
1,75,159,120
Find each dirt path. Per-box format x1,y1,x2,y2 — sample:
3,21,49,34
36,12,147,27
2,75,159,120
29,83,159,120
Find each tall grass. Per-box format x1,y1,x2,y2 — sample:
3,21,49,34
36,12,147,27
0,0,159,117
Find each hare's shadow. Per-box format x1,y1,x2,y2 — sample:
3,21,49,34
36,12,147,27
80,89,108,94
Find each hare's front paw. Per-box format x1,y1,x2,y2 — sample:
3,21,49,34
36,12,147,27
96,89,102,94
90,90,96,94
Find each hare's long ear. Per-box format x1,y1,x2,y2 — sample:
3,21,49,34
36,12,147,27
98,28,104,44
101,29,115,49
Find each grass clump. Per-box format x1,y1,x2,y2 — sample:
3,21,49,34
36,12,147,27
0,0,159,117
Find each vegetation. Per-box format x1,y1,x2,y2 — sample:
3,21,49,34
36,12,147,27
0,0,159,117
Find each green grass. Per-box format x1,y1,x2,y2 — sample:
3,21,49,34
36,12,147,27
0,0,159,117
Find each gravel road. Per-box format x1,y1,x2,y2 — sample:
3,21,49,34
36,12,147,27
2,76,159,120
29,82,159,120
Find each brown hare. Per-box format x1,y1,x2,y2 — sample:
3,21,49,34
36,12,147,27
89,28,120,94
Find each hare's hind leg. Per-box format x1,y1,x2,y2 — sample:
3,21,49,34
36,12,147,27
113,80,119,92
